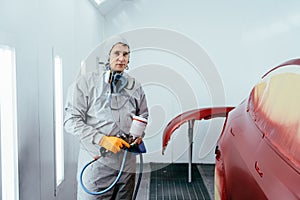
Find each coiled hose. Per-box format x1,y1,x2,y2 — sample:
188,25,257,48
79,150,143,200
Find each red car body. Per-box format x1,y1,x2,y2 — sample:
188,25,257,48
163,59,300,199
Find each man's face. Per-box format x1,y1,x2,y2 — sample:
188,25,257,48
109,43,130,73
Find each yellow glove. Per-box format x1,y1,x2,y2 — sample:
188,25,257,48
99,136,130,154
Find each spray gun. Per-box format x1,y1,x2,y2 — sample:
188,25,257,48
100,116,147,156
80,116,147,199
127,115,147,153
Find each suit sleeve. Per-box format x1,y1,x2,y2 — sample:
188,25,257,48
136,85,149,138
63,77,104,147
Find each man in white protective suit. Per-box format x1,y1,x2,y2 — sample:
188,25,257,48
64,36,149,200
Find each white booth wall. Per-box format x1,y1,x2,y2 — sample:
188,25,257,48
102,0,300,164
0,0,104,199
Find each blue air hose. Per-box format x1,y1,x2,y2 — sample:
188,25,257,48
79,150,143,200
133,153,143,200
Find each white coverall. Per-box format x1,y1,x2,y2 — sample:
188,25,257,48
64,70,148,200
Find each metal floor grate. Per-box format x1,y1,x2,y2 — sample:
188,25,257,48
149,163,211,200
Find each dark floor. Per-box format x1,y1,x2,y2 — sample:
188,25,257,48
197,164,215,199
136,163,215,200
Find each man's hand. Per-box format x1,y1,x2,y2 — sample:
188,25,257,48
99,136,130,153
